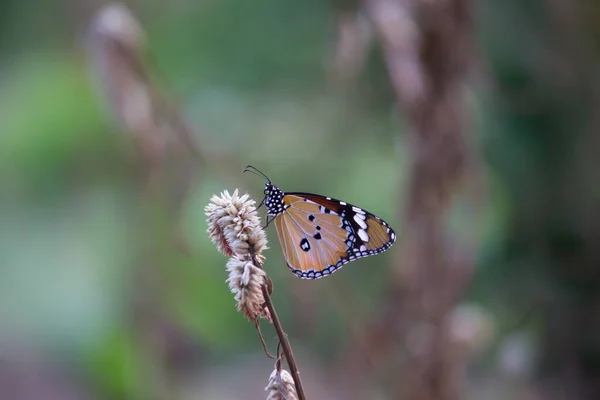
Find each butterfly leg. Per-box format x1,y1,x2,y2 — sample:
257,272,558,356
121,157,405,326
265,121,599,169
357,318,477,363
264,214,275,229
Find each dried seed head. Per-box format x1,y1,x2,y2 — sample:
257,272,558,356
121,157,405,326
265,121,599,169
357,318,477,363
205,189,268,257
266,368,298,400
205,203,233,256
206,189,271,321
226,256,271,322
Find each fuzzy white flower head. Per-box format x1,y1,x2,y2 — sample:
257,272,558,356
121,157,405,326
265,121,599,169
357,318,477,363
206,189,268,257
226,256,271,321
266,368,298,400
206,189,270,321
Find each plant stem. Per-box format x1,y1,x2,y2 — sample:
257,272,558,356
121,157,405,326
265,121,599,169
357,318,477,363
261,285,307,400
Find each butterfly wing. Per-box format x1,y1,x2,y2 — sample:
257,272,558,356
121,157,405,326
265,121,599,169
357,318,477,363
274,193,396,279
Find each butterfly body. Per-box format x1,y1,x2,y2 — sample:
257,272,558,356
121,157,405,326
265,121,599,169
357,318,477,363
260,179,396,279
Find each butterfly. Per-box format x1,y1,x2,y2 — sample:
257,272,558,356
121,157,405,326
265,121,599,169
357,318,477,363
244,166,396,279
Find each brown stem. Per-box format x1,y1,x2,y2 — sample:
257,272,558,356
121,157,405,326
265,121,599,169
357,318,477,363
248,217,305,398
261,285,307,400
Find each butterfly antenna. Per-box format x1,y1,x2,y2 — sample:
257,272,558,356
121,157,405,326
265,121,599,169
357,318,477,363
243,165,271,183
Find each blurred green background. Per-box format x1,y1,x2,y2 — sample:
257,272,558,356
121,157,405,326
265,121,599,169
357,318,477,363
1,0,600,399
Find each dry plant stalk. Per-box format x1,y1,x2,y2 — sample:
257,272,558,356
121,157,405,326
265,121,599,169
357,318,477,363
205,190,306,400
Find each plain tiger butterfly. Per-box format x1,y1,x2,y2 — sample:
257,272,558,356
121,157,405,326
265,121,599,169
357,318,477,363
244,166,396,279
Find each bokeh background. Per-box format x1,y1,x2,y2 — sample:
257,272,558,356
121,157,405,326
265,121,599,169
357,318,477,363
2,0,600,399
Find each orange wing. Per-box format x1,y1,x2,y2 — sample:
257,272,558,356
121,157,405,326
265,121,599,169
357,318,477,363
274,193,396,279
294,193,396,252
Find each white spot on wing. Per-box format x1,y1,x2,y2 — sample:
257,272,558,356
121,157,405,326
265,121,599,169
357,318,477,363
354,215,367,229
358,229,369,242
360,245,367,251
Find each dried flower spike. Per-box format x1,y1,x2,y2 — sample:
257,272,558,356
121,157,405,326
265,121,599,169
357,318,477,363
206,189,270,321
206,190,267,257
226,255,271,321
266,368,298,400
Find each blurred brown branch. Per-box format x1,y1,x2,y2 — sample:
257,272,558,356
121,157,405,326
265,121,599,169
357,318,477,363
87,3,198,210
376,1,476,399
87,5,202,399
335,1,479,399
328,0,372,86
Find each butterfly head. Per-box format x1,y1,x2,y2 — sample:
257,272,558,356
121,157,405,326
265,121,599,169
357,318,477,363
243,165,286,217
